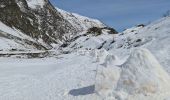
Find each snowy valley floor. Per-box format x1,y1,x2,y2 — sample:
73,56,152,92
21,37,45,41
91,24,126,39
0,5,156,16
0,53,100,100
0,48,170,100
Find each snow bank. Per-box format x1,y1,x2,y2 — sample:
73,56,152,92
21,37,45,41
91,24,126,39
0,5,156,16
95,48,170,100
95,65,121,98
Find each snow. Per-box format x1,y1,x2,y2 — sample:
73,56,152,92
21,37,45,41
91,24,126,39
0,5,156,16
0,37,26,50
0,53,98,100
0,22,23,38
119,48,170,99
56,7,105,32
109,17,170,72
0,22,36,41
95,66,121,98
0,21,54,51
95,48,170,99
64,17,170,99
1,47,169,100
16,0,27,12
0,7,170,100
64,32,115,52
0,21,39,50
26,0,45,9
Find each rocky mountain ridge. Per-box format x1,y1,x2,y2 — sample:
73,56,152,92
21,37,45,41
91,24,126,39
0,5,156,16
0,0,117,50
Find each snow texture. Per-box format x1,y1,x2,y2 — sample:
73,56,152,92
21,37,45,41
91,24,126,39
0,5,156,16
26,0,45,9
56,7,105,32
0,21,37,50
0,6,170,100
109,17,170,73
95,48,170,100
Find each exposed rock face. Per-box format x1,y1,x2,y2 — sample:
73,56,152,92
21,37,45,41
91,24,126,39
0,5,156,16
95,48,170,100
87,27,118,36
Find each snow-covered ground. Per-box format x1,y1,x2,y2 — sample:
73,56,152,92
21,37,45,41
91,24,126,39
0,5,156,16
0,52,100,100
0,47,169,100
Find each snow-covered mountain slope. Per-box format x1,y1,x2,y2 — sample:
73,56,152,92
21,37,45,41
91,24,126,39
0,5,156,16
62,30,116,52
0,0,111,49
0,21,47,51
64,16,170,72
58,17,170,73
107,17,170,73
56,8,105,32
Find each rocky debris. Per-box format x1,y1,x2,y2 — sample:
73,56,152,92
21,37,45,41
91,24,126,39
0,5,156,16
0,51,49,58
87,27,118,36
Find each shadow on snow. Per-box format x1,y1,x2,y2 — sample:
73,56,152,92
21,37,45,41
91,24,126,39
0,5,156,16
69,85,95,96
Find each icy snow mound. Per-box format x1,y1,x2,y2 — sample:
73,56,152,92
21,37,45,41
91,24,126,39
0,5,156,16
95,48,170,100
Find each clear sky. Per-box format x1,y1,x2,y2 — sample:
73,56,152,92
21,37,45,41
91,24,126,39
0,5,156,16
49,0,170,31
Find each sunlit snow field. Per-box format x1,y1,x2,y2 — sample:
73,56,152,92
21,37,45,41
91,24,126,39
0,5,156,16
0,53,99,100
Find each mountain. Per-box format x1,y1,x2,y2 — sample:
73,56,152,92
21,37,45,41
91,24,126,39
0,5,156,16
0,0,116,51
56,8,105,32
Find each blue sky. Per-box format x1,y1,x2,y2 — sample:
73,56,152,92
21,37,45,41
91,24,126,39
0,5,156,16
50,0,170,31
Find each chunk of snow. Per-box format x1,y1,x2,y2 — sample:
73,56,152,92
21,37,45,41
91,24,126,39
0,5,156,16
0,4,5,8
26,0,45,9
95,65,121,98
95,48,170,99
89,49,109,63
